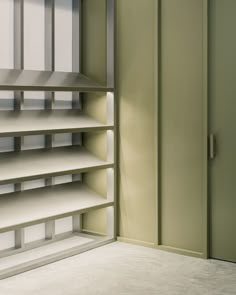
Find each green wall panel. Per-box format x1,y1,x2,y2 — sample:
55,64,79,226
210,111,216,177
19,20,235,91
117,0,157,244
159,0,205,254
209,0,236,262
83,0,208,257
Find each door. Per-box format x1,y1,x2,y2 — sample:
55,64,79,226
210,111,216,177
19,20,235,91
209,0,236,262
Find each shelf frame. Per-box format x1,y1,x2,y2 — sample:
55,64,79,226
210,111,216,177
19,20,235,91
0,110,114,137
0,0,116,279
0,182,114,234
0,69,113,92
45,0,56,242
0,232,115,280
72,0,84,234
106,0,116,239
0,146,114,185
13,0,25,253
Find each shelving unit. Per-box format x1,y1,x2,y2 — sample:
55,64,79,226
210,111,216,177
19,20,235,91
0,0,116,279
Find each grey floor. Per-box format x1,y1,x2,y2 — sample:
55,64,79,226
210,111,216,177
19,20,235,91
0,242,235,295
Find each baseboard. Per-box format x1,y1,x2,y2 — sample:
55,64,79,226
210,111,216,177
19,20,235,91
156,245,205,259
117,236,205,259
117,236,156,249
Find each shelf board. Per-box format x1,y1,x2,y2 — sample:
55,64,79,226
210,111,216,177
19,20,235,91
0,146,113,185
0,233,114,280
0,69,113,92
0,182,113,233
0,110,113,137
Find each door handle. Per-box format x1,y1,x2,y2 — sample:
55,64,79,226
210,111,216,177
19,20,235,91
209,134,216,160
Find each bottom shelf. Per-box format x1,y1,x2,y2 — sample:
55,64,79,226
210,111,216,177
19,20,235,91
0,232,114,280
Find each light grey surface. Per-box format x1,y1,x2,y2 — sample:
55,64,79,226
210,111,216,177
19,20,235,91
0,182,113,233
0,110,113,137
0,242,235,294
0,234,114,280
0,146,113,185
0,235,93,271
0,69,112,92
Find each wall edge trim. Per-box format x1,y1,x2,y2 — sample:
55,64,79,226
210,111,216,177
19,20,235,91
117,237,206,259
117,237,156,249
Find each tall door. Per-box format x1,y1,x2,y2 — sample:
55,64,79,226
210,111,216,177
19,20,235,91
209,0,236,262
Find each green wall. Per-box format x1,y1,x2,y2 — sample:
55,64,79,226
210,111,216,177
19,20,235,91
117,0,157,245
83,0,208,258
117,0,207,258
159,0,207,256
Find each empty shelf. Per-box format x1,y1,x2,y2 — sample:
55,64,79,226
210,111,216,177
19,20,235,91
0,146,113,184
0,110,113,137
0,69,113,92
0,182,113,233
0,233,114,280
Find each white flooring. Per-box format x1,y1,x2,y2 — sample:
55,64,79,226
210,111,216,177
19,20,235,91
0,241,235,295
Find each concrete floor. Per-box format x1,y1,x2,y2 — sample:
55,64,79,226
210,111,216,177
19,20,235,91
0,242,235,295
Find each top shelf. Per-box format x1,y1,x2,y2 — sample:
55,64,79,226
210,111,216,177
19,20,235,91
0,69,113,92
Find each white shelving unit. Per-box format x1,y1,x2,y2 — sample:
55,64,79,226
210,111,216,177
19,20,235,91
0,0,116,279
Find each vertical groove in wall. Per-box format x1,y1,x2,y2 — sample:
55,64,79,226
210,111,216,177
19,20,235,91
114,0,120,238
156,0,162,246
202,0,209,259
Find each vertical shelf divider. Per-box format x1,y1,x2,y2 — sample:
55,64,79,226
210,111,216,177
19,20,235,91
45,0,55,240
72,0,83,233
14,0,25,250
106,0,116,238
72,0,82,110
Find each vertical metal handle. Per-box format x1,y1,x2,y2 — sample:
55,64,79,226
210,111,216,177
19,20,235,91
209,134,216,160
